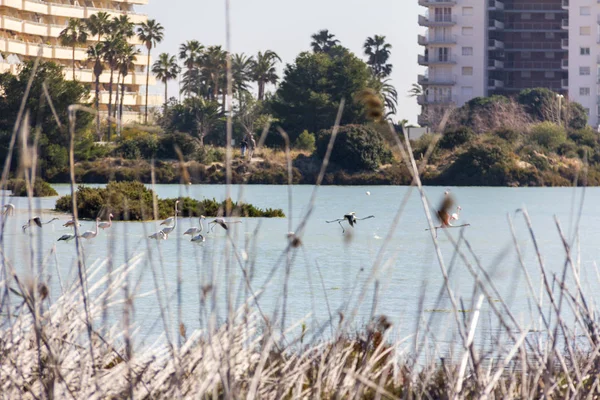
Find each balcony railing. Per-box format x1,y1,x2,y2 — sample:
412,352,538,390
488,79,504,88
561,19,569,29
489,0,504,10
489,19,505,30
561,59,569,68
562,0,568,8
418,14,457,26
561,79,568,88
561,38,569,48
488,59,504,69
489,39,505,49
504,42,563,50
417,95,456,104
418,0,457,6
418,74,457,85
418,54,457,65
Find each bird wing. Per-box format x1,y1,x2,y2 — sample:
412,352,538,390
33,217,42,227
437,194,454,227
326,218,344,223
219,221,228,230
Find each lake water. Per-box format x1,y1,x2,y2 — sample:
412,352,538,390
1,184,598,350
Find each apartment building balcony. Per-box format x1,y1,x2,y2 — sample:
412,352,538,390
417,74,456,85
488,59,504,69
561,0,568,9
420,35,457,46
418,54,457,65
561,79,568,89
417,95,456,105
488,79,504,89
488,0,504,11
503,61,562,70
561,38,568,49
561,19,568,29
0,37,148,65
504,41,563,51
0,0,147,24
489,20,504,30
418,0,456,6
65,68,156,86
418,14,457,27
96,91,162,107
561,59,568,69
504,22,563,31
417,114,428,126
488,39,504,50
596,95,600,105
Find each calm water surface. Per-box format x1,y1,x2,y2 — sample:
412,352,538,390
1,184,598,348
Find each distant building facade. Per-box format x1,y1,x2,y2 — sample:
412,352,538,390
417,0,600,128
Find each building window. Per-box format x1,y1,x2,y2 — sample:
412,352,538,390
580,87,591,96
521,71,531,78
581,6,591,15
581,47,591,55
462,7,473,16
521,13,531,20
462,47,473,56
545,52,554,59
522,52,531,59
545,32,555,39
580,26,591,35
462,67,473,76
521,32,531,39
462,27,473,36
580,66,591,75
545,71,555,78
437,47,449,62
545,13,555,20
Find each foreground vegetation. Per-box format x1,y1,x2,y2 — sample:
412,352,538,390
54,181,285,220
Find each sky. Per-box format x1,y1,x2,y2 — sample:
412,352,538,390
142,0,424,124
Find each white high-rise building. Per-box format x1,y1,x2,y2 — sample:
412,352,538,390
0,0,161,123
417,0,600,127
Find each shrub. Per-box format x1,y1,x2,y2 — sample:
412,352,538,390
115,133,159,160
7,179,58,197
568,127,598,148
55,181,285,221
529,122,567,150
437,142,511,186
294,130,316,152
157,132,199,160
494,127,521,143
195,145,225,164
316,125,392,172
438,127,474,150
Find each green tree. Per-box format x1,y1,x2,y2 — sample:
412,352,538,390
179,40,204,98
102,34,125,140
59,19,88,81
137,19,164,124
408,83,422,98
85,11,110,42
117,44,140,131
200,45,227,103
517,88,558,121
153,53,181,106
270,49,372,141
363,35,393,78
232,53,254,100
310,29,340,54
86,43,104,140
251,50,280,101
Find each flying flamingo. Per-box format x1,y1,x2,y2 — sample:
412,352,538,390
2,204,15,216
79,218,100,240
426,194,469,237
326,212,375,233
184,215,206,236
160,200,180,238
63,219,81,228
98,213,114,230
209,218,242,232
57,234,76,242
22,217,59,232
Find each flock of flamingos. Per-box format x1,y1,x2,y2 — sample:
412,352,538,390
1,191,466,243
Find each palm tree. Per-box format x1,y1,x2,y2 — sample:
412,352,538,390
363,35,393,78
179,40,204,98
152,53,181,106
85,12,110,42
251,50,281,101
310,29,339,54
379,78,398,117
118,44,140,133
112,15,135,39
232,53,254,100
185,97,223,146
137,19,164,124
87,43,105,140
102,34,124,141
408,83,423,98
59,19,88,80
200,45,227,103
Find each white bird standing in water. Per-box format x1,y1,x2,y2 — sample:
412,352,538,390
326,212,375,233
3,204,15,216
149,231,167,240
98,213,114,230
184,215,206,236
209,218,242,232
159,200,180,239
79,219,100,240
22,217,59,232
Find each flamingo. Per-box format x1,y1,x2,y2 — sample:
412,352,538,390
149,231,167,240
2,204,15,216
209,218,242,232
160,200,180,238
183,215,206,236
22,217,59,232
450,206,462,222
98,213,114,230
57,234,76,242
79,218,100,240
63,219,81,228
191,232,205,243
326,212,375,233
160,203,181,227
426,194,469,238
